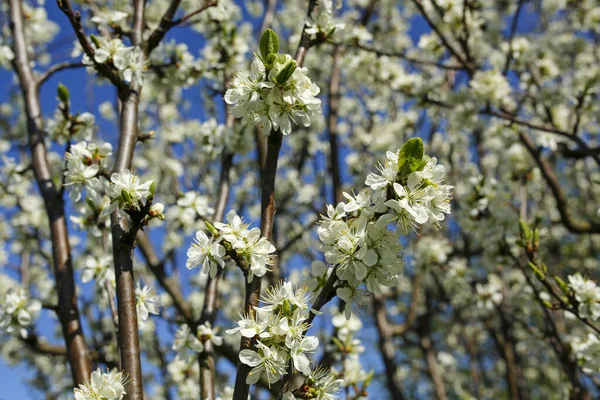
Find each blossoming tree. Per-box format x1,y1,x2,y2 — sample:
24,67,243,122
0,0,599,399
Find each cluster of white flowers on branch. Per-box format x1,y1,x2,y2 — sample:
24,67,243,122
305,0,345,41
227,281,341,397
186,210,276,282
105,170,164,223
173,322,223,362
83,36,147,86
315,138,453,317
568,273,600,321
0,288,41,339
224,29,322,135
63,141,112,202
73,368,129,400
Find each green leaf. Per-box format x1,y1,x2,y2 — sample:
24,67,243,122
57,83,70,103
275,61,297,84
121,189,132,204
397,137,424,177
259,29,279,59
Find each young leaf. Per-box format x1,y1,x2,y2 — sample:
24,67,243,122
397,137,424,178
259,29,279,59
275,61,297,84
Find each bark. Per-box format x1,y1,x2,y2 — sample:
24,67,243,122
8,0,92,385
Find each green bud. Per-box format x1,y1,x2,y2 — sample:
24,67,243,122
259,29,279,60
554,276,570,293
204,221,219,237
275,61,297,84
363,369,375,387
528,261,545,280
533,228,540,249
90,34,101,48
519,219,532,241
331,336,344,350
57,83,70,103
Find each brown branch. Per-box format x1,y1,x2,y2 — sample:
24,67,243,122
146,1,217,55
392,273,423,336
232,129,283,400
198,111,235,400
259,0,278,33
373,295,407,400
145,0,183,55
346,42,464,71
518,130,600,234
328,46,344,205
410,0,474,73
37,62,86,87
171,1,218,26
8,0,92,386
106,2,147,398
23,335,68,356
56,0,125,90
502,0,526,75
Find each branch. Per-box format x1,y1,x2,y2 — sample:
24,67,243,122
56,0,125,90
518,130,600,234
146,1,217,55
502,0,526,75
232,129,283,400
8,0,92,386
373,295,407,400
37,62,86,87
345,42,464,71
198,112,235,400
410,0,474,73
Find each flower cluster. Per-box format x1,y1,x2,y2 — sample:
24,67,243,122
315,139,452,317
569,332,600,374
475,274,504,310
568,273,600,321
469,69,512,107
172,321,223,362
227,282,320,385
305,0,345,40
186,210,276,282
135,282,160,327
48,110,96,144
81,255,115,287
224,29,321,135
283,368,343,400
73,368,129,400
63,141,112,202
106,170,162,218
0,288,41,339
84,36,147,86
0,38,14,69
